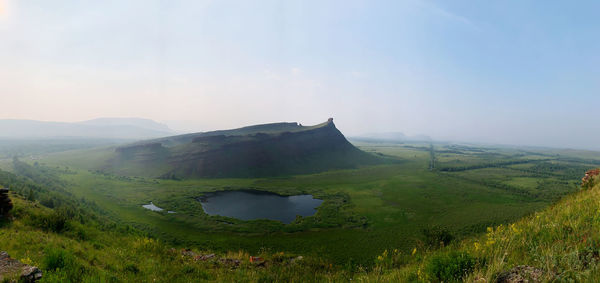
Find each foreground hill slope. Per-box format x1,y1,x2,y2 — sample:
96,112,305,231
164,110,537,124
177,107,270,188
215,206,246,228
370,173,600,282
2,162,600,281
106,119,385,178
0,192,355,282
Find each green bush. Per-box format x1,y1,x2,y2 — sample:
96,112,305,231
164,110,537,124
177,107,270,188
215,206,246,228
425,251,477,282
28,206,75,232
423,226,454,249
123,263,140,274
43,248,74,271
35,210,69,232
43,247,89,282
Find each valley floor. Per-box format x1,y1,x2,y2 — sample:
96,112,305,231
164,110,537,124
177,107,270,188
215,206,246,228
2,142,599,281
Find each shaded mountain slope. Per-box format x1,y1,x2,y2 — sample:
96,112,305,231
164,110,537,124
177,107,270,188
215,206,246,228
107,119,385,178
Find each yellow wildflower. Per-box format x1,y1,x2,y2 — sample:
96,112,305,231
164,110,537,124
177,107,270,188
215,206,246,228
21,257,33,265
510,224,520,233
411,247,417,256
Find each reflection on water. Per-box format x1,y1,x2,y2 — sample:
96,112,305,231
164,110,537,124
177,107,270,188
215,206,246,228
199,190,323,224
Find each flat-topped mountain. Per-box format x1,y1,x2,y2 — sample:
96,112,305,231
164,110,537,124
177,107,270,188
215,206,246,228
106,119,385,178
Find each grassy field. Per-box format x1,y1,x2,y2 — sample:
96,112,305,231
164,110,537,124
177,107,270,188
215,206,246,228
20,141,589,268
5,177,600,282
2,140,599,282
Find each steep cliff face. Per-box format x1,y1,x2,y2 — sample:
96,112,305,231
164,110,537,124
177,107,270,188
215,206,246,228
108,120,384,178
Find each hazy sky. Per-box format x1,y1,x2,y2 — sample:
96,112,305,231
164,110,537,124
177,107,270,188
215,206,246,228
1,0,599,149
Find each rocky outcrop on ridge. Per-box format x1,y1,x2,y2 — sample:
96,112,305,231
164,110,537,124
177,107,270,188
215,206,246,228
582,169,600,187
0,251,42,282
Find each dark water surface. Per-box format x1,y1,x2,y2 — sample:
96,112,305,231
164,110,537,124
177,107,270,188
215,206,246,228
199,190,323,224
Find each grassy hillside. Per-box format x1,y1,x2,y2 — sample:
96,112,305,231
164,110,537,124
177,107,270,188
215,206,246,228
2,161,599,282
1,193,360,282
98,120,386,178
2,143,600,281
0,166,360,282
367,173,600,282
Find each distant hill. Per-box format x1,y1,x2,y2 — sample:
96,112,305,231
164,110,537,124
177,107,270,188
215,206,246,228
0,118,174,140
103,119,386,178
78,117,173,133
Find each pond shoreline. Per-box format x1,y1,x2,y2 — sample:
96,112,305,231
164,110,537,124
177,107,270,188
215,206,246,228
198,189,323,224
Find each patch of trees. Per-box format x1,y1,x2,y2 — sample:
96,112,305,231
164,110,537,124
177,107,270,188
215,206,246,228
0,187,12,217
529,162,592,180
438,160,531,172
557,157,600,166
429,144,436,170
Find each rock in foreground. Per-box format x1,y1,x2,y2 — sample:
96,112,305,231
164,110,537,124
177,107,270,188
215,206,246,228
0,251,42,282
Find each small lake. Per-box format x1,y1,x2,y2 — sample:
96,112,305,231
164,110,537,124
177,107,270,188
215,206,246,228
142,202,175,213
198,190,323,224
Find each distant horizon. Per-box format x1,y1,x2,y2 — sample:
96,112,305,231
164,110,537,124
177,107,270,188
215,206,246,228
2,115,600,152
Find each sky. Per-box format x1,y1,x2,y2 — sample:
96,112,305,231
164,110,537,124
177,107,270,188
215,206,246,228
1,0,599,149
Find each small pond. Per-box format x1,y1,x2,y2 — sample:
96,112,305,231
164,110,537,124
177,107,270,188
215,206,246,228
142,202,175,213
198,190,323,224
142,202,163,212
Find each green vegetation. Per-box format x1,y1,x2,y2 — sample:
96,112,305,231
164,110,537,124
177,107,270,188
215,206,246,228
2,194,360,282
425,251,479,282
367,172,600,282
5,176,600,282
3,138,600,281
30,141,587,267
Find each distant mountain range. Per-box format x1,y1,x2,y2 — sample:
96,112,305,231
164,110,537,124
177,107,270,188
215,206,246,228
0,118,175,140
97,119,387,178
351,132,432,143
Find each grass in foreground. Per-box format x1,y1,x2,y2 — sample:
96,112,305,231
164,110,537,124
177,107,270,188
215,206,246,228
4,175,600,282
1,195,359,282
365,175,600,282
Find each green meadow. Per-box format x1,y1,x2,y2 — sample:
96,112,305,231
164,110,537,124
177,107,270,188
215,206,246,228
26,141,588,268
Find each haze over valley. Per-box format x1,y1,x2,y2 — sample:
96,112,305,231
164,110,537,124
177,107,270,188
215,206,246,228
2,1,600,282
